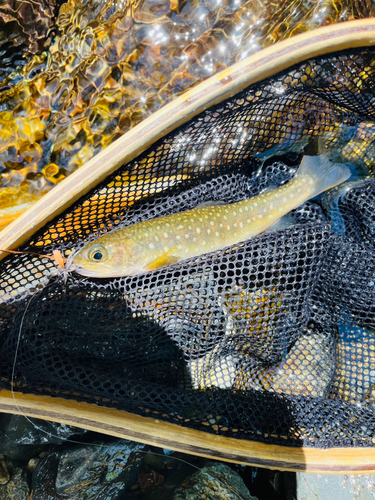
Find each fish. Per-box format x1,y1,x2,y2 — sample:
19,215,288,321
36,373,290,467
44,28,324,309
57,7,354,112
72,155,351,278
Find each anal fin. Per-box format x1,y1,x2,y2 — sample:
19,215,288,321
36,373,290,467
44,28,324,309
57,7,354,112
267,214,296,233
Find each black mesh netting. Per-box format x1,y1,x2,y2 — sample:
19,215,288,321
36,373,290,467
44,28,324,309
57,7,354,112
1,47,375,449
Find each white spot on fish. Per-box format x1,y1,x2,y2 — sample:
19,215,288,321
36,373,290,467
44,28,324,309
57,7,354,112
193,237,197,242
215,231,220,237
270,203,274,209
283,197,287,202
178,244,182,249
227,225,231,230
185,234,189,239
232,211,236,216
163,232,169,238
207,229,211,234
239,208,243,213
149,243,155,249
254,202,258,207
196,227,201,234
219,223,223,228
258,214,263,219
177,225,184,230
176,235,181,240
156,225,161,230
210,221,214,226
164,246,169,252
155,236,159,241
245,206,248,211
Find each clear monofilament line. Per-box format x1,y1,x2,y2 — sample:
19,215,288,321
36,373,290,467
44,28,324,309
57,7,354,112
9,282,246,499
9,276,103,447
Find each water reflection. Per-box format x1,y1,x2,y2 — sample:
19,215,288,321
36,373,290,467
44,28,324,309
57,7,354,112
0,0,374,228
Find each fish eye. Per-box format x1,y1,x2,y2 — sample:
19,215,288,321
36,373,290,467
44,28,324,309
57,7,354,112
93,252,103,261
88,246,108,262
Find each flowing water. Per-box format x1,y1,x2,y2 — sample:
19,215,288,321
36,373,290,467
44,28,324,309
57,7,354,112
0,0,374,229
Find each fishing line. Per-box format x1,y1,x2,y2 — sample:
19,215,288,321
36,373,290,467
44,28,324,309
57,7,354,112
7,252,246,499
8,254,101,447
10,293,246,500
5,246,124,449
7,259,178,447
0,248,66,267
10,279,184,448
10,276,77,442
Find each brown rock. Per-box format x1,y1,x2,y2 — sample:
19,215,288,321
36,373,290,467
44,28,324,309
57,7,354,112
0,456,9,486
138,471,164,493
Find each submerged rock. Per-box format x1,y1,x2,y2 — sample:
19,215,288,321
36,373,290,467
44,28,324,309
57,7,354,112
0,414,88,461
138,471,164,493
173,462,257,500
297,472,375,500
0,468,29,500
31,450,64,500
127,450,209,500
32,438,146,499
0,456,9,485
250,468,296,500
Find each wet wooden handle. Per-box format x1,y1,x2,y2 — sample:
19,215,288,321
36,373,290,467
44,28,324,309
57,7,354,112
1,19,375,256
0,389,374,474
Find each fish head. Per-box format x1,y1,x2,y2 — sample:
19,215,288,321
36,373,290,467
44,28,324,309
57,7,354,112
72,232,148,278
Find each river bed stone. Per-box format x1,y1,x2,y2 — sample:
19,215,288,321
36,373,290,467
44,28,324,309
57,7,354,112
0,468,29,500
0,414,88,461
173,462,257,500
32,438,147,499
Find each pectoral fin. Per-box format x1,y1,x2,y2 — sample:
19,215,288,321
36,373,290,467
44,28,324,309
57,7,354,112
145,246,178,272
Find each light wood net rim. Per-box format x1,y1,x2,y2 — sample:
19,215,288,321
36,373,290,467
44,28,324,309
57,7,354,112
0,389,374,474
1,19,375,473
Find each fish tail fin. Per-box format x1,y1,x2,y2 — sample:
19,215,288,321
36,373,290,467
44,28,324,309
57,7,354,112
297,154,352,198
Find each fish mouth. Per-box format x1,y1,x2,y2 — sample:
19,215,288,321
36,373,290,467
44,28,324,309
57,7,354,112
73,266,110,278
73,265,123,279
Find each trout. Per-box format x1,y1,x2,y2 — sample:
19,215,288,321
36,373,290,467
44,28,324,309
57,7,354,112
72,155,351,277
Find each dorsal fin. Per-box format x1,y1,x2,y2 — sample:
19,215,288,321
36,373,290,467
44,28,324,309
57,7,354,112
261,184,279,195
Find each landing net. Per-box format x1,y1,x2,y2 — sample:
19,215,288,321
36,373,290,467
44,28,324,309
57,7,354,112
1,47,375,448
